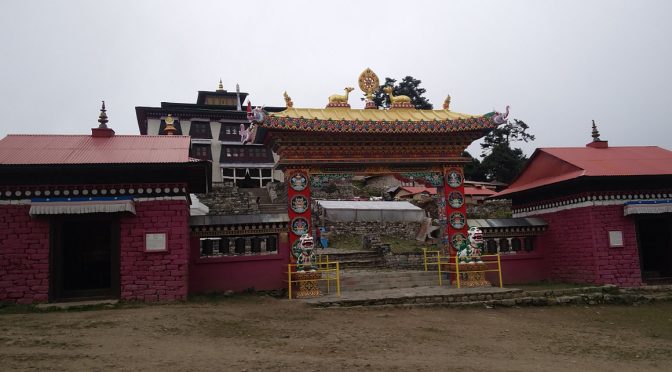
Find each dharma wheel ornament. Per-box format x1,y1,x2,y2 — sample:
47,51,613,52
358,67,379,109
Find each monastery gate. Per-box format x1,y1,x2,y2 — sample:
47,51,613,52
249,68,506,258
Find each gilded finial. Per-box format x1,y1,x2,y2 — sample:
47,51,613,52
591,120,601,141
443,95,451,110
358,68,380,102
284,91,294,108
217,78,224,92
98,100,108,129
164,114,177,135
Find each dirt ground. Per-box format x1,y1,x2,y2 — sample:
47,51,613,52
1,297,672,371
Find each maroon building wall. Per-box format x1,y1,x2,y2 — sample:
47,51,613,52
188,236,290,294
0,205,50,304
119,199,190,302
536,205,642,286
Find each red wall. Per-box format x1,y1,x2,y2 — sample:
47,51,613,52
536,205,642,286
188,235,290,294
498,252,549,284
0,205,50,304
119,199,190,302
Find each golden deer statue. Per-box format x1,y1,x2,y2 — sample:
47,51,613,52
383,86,411,104
328,87,355,104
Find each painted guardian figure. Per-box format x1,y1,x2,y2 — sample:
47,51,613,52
457,227,485,264
293,234,317,273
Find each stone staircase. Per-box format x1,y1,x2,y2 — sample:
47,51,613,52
338,269,440,291
319,250,383,269
245,187,288,214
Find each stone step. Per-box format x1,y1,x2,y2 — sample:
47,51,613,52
339,270,441,291
258,203,287,213
304,286,523,308
304,284,672,308
337,259,384,269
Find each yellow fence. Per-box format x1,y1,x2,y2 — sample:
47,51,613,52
422,248,503,288
286,254,340,300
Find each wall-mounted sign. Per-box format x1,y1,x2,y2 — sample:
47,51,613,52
608,231,624,247
146,233,167,252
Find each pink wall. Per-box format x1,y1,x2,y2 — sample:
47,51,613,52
119,199,190,302
0,205,50,304
188,235,290,294
497,252,549,284
536,205,642,286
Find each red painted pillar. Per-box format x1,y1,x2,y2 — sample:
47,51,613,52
443,165,468,257
286,168,311,262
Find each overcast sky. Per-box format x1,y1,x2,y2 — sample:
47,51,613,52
1,0,670,156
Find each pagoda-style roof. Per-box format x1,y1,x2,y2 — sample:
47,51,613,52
262,107,496,134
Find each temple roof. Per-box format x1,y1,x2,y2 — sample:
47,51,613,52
270,107,479,122
495,146,672,198
261,108,496,134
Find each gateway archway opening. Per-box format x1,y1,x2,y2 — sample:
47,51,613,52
51,216,120,301
637,214,672,284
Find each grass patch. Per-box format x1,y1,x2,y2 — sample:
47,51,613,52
381,236,426,254
328,234,363,250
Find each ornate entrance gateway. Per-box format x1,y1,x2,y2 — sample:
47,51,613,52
247,68,507,260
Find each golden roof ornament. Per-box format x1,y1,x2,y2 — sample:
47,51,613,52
97,101,109,129
443,95,451,110
358,68,379,109
216,78,224,92
284,91,294,108
384,86,414,109
327,87,354,108
164,114,177,135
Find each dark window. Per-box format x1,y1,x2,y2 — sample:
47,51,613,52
234,238,246,254
511,238,522,252
266,236,277,252
486,239,498,254
219,125,241,141
499,238,510,252
219,238,229,255
201,239,214,256
524,237,534,252
189,121,212,139
192,145,211,160
251,237,262,253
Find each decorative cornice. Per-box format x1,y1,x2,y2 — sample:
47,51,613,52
262,115,496,134
0,183,188,200
513,190,672,217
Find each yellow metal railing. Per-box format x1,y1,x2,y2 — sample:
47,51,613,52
422,248,503,288
286,255,340,300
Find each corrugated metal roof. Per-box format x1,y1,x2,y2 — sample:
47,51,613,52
317,200,422,211
467,218,547,228
464,186,497,196
0,134,192,165
495,146,672,197
542,146,672,176
399,187,437,195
